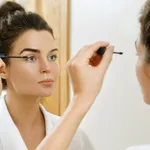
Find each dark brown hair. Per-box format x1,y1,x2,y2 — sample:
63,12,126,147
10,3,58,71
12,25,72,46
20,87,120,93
139,0,150,62
0,1,54,88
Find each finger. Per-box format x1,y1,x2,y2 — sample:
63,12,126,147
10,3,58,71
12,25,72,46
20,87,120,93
71,45,90,61
84,41,110,59
97,45,114,76
66,45,91,68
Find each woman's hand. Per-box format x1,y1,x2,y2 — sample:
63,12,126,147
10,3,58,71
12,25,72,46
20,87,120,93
67,41,114,106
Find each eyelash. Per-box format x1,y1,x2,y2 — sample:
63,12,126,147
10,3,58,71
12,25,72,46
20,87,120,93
24,55,58,62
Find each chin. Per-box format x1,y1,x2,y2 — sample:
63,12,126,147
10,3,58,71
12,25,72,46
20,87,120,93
39,88,56,97
142,92,150,104
140,86,150,105
40,92,53,97
143,96,150,105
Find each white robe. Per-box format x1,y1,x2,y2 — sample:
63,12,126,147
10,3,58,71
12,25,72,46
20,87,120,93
0,95,94,150
126,145,150,150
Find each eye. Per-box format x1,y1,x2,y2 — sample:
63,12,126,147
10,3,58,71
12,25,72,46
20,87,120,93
25,56,37,62
48,55,58,61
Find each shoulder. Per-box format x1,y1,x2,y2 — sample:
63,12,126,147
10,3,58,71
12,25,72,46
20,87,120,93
126,145,150,150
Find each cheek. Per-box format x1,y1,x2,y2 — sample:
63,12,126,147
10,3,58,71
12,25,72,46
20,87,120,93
136,59,143,82
51,63,60,79
136,60,150,104
7,64,38,88
6,62,60,93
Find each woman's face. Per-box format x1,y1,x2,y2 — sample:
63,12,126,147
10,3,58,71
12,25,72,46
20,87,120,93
136,37,150,104
5,29,60,97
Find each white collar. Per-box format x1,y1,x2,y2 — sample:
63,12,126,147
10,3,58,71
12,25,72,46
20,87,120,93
0,95,54,150
127,145,150,150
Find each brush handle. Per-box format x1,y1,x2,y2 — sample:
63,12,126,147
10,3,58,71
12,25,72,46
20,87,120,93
97,47,123,56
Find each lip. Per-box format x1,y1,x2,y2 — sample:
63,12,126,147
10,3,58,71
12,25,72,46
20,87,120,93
38,79,54,85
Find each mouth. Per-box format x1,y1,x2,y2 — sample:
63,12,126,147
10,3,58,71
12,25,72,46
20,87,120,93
38,79,54,86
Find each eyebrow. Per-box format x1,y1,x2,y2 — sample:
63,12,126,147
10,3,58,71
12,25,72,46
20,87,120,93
19,48,58,54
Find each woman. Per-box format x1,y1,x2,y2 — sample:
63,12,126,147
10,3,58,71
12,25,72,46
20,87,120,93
0,1,114,150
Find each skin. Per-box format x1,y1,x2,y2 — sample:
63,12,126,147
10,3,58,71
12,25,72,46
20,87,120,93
135,37,150,104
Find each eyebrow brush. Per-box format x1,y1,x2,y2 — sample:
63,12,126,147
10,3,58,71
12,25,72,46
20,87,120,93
0,54,28,59
97,47,123,56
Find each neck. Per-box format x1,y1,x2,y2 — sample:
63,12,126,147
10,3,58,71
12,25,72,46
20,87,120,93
5,89,44,129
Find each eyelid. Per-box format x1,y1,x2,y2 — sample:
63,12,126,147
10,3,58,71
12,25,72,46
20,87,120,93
48,51,58,55
48,52,58,56
23,53,58,60
23,53,39,58
26,55,37,58
48,53,58,57
48,54,58,58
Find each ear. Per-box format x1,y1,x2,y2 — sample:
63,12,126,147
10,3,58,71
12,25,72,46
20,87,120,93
0,59,7,79
0,59,6,94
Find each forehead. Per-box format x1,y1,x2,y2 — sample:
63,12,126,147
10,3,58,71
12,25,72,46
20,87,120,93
12,29,57,54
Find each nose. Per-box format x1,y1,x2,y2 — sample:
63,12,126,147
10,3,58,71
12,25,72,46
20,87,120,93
39,57,51,73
